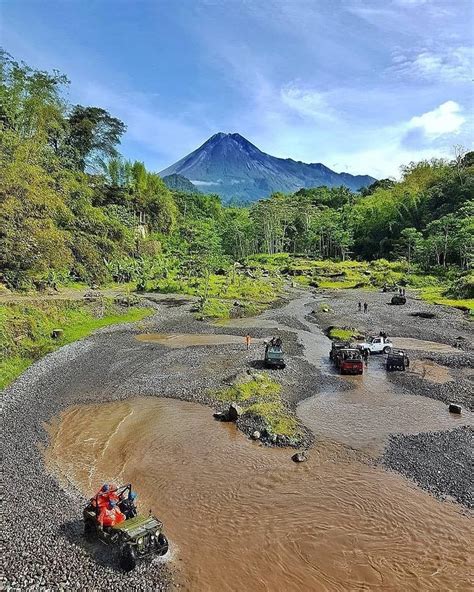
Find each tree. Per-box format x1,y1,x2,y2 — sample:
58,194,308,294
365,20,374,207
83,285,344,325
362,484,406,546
66,105,126,171
399,227,422,271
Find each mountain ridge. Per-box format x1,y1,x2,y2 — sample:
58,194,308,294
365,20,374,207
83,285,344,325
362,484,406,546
160,132,375,202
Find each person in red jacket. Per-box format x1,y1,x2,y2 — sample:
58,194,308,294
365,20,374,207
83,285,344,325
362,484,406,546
98,500,125,528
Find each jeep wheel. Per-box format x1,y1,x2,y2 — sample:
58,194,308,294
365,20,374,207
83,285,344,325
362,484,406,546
120,545,137,572
383,346,391,354
156,533,169,556
84,520,96,543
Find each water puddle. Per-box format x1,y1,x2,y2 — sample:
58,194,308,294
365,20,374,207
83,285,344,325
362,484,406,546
297,363,472,455
45,397,472,592
392,338,460,354
408,359,454,384
136,333,266,348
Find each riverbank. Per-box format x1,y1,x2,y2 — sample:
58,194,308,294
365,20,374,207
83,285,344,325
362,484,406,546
0,298,153,389
2,287,473,590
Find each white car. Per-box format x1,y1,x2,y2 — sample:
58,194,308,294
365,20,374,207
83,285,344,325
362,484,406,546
357,336,392,354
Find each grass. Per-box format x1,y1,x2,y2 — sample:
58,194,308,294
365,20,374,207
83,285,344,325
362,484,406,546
327,327,359,341
151,271,282,319
419,287,474,312
0,301,152,390
212,372,299,438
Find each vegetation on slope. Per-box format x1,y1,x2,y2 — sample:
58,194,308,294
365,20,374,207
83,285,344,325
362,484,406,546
0,300,152,389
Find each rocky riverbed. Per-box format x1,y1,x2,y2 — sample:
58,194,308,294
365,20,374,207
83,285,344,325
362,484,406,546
2,287,473,590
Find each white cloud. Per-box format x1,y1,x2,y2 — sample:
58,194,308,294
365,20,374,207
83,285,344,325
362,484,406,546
280,84,335,121
390,46,473,82
408,100,465,137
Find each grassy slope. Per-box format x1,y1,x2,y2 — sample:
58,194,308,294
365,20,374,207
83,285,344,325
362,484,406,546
0,301,152,390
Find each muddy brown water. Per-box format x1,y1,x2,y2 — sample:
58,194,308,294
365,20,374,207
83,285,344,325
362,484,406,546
297,362,472,456
391,338,461,354
409,359,454,384
46,397,473,592
136,333,266,347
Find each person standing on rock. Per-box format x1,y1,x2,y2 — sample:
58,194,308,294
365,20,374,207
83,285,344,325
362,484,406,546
245,334,251,350
363,302,368,313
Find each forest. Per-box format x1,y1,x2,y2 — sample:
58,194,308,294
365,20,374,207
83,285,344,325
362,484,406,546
1,50,473,299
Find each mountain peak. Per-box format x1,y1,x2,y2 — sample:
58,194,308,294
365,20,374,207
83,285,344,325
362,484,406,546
206,132,250,144
160,133,375,202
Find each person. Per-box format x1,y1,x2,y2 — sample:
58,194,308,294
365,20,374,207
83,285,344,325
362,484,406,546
362,348,369,366
119,491,138,519
245,334,251,351
358,302,362,312
94,484,111,510
363,302,368,313
98,500,125,528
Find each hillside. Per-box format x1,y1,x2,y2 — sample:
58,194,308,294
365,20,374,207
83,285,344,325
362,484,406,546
160,132,375,202
162,173,200,193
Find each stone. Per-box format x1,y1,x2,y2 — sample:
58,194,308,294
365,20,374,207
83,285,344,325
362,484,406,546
448,404,462,414
51,329,64,339
251,430,261,440
227,402,243,422
213,412,228,421
292,452,307,463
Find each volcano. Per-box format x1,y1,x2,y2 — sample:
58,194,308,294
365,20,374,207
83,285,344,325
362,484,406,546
160,132,375,202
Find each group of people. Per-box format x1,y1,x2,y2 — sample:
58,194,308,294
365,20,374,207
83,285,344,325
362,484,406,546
92,484,138,528
358,302,369,313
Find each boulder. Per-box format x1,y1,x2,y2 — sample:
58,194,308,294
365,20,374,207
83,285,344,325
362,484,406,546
292,452,307,463
213,412,228,422
251,430,261,440
227,402,243,422
51,329,64,339
448,404,462,414
391,295,406,305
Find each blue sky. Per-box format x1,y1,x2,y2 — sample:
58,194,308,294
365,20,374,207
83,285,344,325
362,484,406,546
2,0,473,178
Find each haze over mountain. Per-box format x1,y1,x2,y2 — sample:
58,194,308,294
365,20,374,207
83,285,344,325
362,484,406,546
160,133,376,202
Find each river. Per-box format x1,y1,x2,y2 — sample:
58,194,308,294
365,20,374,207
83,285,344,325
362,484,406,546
44,294,473,590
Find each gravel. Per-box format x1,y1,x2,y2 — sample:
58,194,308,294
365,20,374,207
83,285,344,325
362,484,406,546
0,293,319,589
2,287,473,589
383,427,473,509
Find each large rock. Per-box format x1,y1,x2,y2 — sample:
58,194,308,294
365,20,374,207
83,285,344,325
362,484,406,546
292,452,307,463
251,430,261,440
448,404,462,414
228,402,243,422
391,295,406,305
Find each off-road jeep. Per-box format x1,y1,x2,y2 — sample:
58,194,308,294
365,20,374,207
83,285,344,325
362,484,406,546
83,483,169,572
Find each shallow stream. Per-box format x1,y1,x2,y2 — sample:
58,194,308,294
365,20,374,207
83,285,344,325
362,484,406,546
46,397,472,592
44,294,473,590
